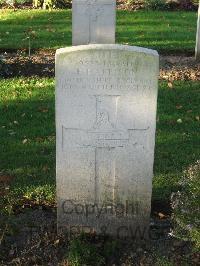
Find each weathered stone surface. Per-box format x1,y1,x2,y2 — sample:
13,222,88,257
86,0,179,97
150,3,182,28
56,44,159,238
195,2,200,60
72,0,116,45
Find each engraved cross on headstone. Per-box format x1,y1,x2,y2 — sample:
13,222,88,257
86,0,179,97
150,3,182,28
85,0,104,22
62,96,149,205
72,0,116,45
83,1,104,45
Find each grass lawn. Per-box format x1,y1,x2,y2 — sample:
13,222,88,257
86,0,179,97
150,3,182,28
0,78,199,206
0,9,197,54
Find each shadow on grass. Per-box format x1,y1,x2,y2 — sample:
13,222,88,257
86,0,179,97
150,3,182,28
0,80,55,200
153,81,200,201
0,10,197,54
0,10,72,50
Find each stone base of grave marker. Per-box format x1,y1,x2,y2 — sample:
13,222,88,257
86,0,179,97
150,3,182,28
56,44,159,238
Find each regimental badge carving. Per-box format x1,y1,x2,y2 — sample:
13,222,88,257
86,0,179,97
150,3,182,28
62,95,149,150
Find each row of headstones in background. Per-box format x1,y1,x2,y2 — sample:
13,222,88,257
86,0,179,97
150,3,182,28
56,0,159,237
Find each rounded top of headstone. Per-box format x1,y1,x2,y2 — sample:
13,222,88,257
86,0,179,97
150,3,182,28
56,44,159,58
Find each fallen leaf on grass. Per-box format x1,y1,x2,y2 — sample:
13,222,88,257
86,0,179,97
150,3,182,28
168,82,173,89
177,119,183,124
54,239,60,245
38,107,49,113
176,105,183,110
46,26,56,33
158,212,166,219
22,138,28,144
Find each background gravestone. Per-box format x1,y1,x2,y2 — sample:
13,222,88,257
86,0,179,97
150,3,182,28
72,0,116,45
195,1,200,60
56,44,159,237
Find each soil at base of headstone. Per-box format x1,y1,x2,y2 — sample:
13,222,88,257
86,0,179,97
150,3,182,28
0,208,199,266
1,51,200,81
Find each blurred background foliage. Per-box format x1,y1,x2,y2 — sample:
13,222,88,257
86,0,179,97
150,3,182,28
0,0,199,10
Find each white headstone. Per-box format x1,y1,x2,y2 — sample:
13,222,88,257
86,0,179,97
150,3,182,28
56,44,159,238
195,2,200,60
72,0,116,46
